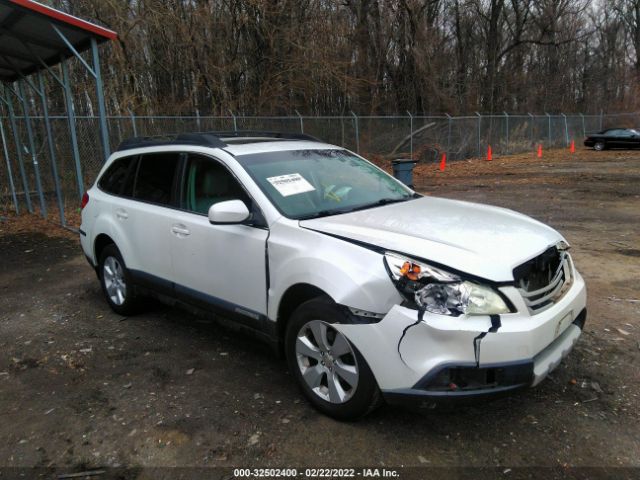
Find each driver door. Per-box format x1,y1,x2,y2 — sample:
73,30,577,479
169,153,269,319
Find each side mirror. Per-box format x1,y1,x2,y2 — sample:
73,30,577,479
208,200,250,224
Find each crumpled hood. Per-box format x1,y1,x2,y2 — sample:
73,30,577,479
300,196,564,282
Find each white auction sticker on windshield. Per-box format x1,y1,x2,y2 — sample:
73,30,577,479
266,173,315,197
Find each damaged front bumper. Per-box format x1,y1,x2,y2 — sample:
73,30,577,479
333,269,587,403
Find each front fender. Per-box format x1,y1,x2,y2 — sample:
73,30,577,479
267,221,402,320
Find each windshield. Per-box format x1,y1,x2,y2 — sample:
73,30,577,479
236,149,415,219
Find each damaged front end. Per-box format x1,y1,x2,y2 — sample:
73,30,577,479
334,248,587,405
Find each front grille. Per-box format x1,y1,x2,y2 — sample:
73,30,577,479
514,246,573,314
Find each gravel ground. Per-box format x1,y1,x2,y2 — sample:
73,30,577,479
0,148,639,479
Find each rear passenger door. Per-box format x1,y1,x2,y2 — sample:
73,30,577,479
113,151,181,291
169,153,269,319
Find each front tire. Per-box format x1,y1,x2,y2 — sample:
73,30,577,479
98,244,143,316
285,297,382,420
594,141,605,151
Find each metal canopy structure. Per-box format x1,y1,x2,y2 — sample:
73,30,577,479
0,0,116,224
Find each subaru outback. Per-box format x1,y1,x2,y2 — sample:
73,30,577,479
80,131,587,419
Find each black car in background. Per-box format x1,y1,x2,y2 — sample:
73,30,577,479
584,128,640,150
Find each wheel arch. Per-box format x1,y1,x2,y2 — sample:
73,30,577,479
276,283,331,342
94,233,116,263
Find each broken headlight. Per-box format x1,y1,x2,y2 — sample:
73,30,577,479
384,252,510,316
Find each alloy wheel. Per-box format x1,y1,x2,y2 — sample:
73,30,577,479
103,256,127,306
295,320,359,404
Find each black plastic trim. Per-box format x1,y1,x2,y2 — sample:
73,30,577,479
411,358,534,390
336,305,384,324
116,131,319,152
128,269,276,341
573,308,587,330
383,382,528,403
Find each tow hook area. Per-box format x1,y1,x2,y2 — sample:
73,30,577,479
472,314,502,367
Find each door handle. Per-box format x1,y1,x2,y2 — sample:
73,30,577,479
115,208,128,220
171,224,190,236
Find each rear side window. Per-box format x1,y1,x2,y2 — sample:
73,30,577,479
133,153,180,206
98,156,137,195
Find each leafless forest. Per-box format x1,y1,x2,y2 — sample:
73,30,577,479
44,0,640,115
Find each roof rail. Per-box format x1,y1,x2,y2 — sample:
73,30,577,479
116,131,319,152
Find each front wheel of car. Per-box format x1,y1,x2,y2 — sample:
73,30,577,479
594,141,605,151
98,244,144,316
285,297,383,420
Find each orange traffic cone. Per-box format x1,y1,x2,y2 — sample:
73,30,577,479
537,144,543,158
439,152,446,171
570,139,575,153
487,145,493,161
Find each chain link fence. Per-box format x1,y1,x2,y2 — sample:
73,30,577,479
1,111,639,227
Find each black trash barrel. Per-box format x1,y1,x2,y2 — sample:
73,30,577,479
391,158,418,188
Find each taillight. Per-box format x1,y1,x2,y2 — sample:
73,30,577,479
81,192,89,210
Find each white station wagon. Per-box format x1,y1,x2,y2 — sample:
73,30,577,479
80,131,587,419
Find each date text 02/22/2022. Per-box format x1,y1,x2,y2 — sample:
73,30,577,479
232,467,400,478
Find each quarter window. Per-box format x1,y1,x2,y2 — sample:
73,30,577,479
133,153,180,206
98,156,138,196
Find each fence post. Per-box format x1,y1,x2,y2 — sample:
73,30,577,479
475,112,481,157
195,109,201,131
580,113,585,139
545,112,551,147
37,72,65,225
229,109,237,131
295,110,304,133
351,111,360,154
504,111,509,154
17,80,47,218
128,108,137,136
561,113,569,146
599,109,603,130
61,60,85,199
90,37,110,162
445,113,452,159
0,113,19,214
528,113,534,146
406,111,413,159
1,85,32,212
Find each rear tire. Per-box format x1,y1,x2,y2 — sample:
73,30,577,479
594,141,605,151
98,244,144,316
285,297,383,420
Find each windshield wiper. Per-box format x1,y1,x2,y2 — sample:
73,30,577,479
339,196,414,214
297,210,340,220
298,196,416,220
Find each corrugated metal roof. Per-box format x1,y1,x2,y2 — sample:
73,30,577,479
0,0,116,82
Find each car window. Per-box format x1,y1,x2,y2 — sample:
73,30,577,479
237,149,413,219
181,154,250,215
133,153,180,206
98,155,138,196
606,129,624,136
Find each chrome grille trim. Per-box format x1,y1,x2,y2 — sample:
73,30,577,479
517,251,573,314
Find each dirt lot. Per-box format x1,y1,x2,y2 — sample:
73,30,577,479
1,148,639,478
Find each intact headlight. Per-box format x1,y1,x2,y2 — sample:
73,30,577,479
384,252,511,316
